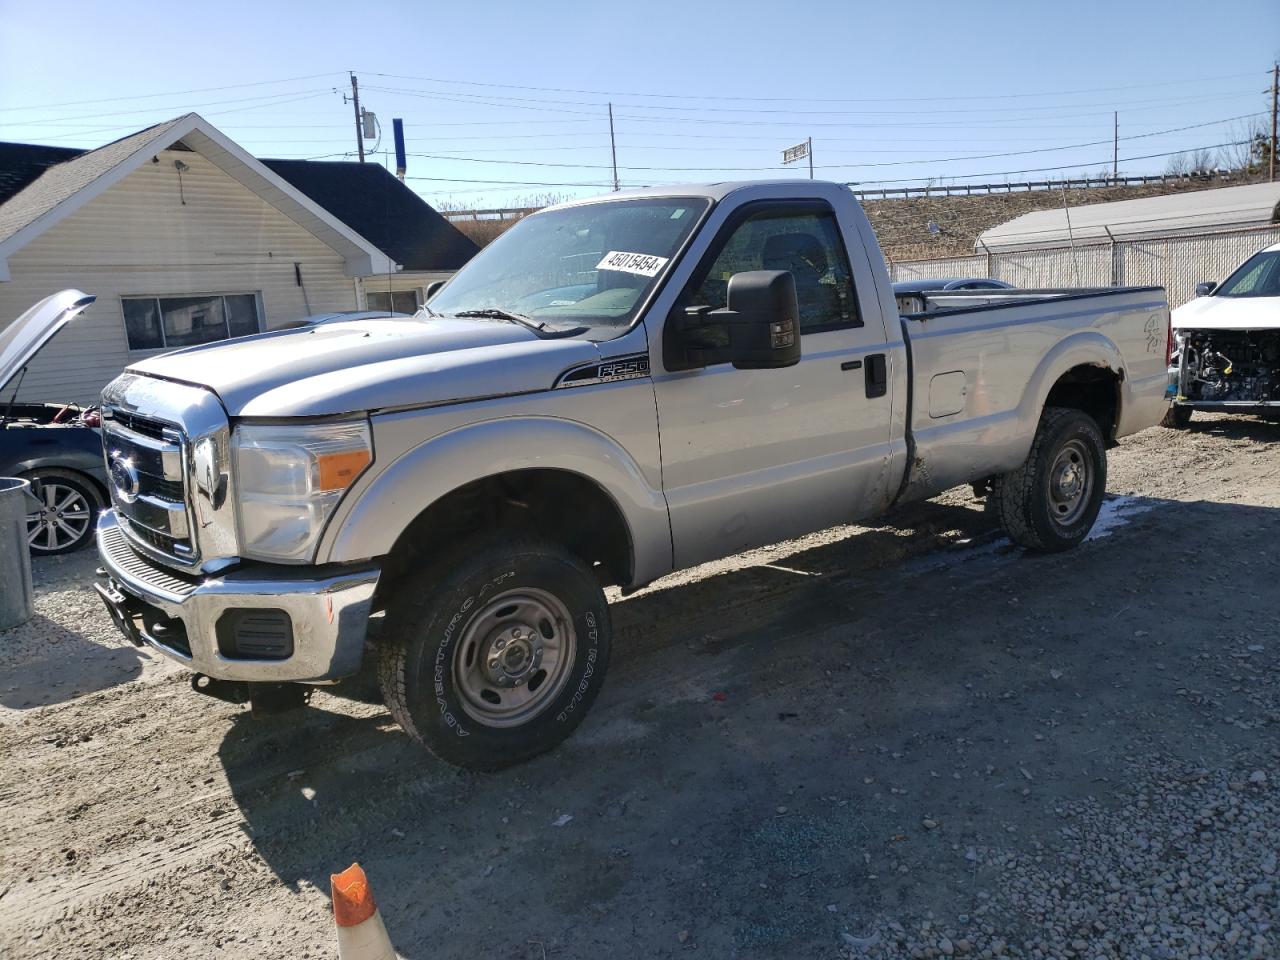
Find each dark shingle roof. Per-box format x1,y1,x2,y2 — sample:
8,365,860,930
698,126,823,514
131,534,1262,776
0,142,85,205
0,119,186,246
261,159,479,271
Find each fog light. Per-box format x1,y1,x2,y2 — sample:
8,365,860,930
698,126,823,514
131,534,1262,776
216,609,294,660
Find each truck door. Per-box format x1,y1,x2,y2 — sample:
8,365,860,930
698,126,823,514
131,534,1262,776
653,199,896,568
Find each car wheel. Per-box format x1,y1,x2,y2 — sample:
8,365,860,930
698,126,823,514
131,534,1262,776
378,537,611,770
23,469,103,556
992,407,1107,552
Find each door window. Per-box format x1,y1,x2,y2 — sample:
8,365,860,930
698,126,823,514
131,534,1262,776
686,207,861,336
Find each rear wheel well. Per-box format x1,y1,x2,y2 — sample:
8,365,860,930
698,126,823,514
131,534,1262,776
1044,364,1121,444
375,469,633,606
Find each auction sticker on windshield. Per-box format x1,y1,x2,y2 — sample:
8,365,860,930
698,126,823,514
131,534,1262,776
596,251,670,278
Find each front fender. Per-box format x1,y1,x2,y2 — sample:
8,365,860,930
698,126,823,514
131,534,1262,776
319,416,673,585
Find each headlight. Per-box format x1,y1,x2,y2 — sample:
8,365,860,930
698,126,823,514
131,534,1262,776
232,420,373,562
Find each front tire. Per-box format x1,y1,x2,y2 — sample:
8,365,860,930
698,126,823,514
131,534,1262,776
378,538,611,770
992,407,1107,552
23,469,103,556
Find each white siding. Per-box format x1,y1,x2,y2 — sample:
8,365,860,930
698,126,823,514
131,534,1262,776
357,271,452,309
0,147,358,403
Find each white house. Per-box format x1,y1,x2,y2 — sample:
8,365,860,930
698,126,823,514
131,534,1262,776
0,113,478,403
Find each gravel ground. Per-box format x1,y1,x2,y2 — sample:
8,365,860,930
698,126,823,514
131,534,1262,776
1,413,1278,959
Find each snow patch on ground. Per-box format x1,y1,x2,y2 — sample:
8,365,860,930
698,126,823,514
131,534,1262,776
1086,495,1160,540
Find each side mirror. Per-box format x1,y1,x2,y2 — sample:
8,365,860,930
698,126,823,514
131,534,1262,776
425,279,446,301
711,270,801,370
1195,281,1217,297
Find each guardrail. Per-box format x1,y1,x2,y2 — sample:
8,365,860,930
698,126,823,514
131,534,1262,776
848,172,1242,200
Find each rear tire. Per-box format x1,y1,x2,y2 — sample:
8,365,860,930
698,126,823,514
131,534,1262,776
992,407,1107,552
1161,405,1193,429
378,537,611,770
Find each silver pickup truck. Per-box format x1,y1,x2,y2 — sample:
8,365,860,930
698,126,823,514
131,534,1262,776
93,180,1171,768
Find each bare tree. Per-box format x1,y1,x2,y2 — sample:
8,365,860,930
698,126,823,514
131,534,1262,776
1165,152,1191,177
1189,148,1216,175
1220,118,1270,174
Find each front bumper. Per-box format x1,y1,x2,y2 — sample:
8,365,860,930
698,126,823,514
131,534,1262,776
94,510,379,682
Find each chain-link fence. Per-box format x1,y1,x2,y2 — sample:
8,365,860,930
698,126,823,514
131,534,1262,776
888,224,1280,308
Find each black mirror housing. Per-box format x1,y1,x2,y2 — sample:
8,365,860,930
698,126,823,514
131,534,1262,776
1195,281,1217,297
711,270,801,370
425,279,446,301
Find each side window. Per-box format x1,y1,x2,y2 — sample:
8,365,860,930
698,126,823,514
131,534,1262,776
685,209,862,334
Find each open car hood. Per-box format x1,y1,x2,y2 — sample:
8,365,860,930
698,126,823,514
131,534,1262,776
0,289,96,394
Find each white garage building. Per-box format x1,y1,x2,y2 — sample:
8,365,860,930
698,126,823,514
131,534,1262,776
0,113,477,403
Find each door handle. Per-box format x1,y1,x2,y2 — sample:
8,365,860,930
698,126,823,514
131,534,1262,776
865,354,888,399
840,359,863,372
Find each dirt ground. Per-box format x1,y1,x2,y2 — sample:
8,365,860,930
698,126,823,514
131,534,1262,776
2,414,1279,959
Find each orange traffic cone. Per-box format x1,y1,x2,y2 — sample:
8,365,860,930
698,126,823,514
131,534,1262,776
331,863,399,960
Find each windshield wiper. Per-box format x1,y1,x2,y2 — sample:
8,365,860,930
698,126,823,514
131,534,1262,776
450,309,587,339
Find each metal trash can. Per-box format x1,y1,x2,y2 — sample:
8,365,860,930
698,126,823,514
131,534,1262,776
0,477,37,631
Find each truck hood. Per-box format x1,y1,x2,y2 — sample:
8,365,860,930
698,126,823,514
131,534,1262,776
1172,294,1280,332
0,289,96,395
128,318,603,417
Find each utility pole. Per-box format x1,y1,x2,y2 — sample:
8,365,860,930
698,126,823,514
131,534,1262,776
608,102,619,191
350,73,365,163
1270,62,1278,182
807,136,814,180
1112,111,1118,184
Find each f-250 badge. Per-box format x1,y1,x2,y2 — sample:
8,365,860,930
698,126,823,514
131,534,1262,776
557,354,651,388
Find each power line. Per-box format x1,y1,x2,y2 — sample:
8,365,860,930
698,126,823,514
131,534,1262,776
359,84,1258,126
0,72,347,113
362,82,1260,117
400,116,1262,173
403,140,1251,191
360,69,1265,104
848,140,1252,186
3,92,339,143
4,87,338,126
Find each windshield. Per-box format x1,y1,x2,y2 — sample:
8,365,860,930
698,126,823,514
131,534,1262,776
1215,250,1280,298
427,197,710,336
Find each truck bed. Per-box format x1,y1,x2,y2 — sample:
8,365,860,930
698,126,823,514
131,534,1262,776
895,286,1171,502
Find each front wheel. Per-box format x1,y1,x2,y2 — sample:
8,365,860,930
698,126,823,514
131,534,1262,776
991,407,1107,552
23,469,103,556
378,538,611,770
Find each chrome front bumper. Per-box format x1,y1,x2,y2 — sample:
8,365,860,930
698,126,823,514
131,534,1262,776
94,510,379,682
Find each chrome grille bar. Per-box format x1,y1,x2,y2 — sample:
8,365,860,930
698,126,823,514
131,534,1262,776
102,405,195,565
102,421,182,480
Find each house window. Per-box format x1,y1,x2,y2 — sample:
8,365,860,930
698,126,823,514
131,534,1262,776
366,289,420,314
121,293,261,351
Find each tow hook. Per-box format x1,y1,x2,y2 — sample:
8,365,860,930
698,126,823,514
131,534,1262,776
191,674,313,715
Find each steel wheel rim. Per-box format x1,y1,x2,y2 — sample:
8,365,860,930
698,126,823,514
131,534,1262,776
1047,439,1093,528
25,481,92,552
452,587,577,728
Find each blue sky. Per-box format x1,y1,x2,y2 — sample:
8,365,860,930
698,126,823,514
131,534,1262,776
1,0,1277,209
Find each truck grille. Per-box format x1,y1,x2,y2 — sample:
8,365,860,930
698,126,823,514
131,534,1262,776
101,408,197,564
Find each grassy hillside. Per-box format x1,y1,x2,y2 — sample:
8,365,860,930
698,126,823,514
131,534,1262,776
864,178,1254,262
449,176,1264,263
